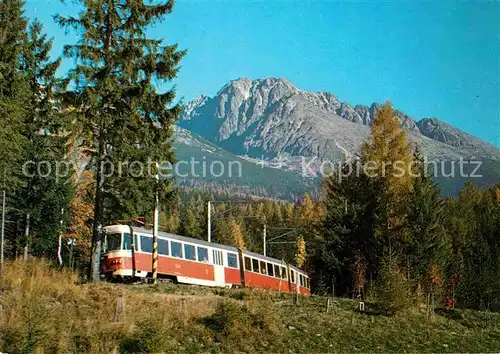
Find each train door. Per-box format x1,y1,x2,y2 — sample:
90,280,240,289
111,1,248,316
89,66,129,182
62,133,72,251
212,249,225,286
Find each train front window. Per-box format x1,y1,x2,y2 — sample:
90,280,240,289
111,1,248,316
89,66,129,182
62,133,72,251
106,233,121,251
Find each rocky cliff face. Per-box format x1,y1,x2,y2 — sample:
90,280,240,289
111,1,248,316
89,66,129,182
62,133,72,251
179,77,500,172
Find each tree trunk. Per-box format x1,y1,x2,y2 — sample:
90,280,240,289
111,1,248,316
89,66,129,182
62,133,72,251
90,138,105,282
90,0,112,283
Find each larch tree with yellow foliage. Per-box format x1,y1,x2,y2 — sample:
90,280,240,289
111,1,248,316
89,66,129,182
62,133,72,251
295,236,306,268
229,219,246,250
361,102,414,251
300,193,315,224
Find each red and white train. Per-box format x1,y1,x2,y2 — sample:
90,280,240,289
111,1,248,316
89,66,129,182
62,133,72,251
100,224,311,295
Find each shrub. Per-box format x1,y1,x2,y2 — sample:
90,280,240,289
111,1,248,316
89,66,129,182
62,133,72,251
377,257,413,315
120,317,176,353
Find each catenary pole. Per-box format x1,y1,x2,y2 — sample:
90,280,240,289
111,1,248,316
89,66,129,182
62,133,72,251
263,223,267,257
152,163,159,284
207,201,211,242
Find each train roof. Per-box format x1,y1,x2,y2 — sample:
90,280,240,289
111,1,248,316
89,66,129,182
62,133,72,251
241,249,287,267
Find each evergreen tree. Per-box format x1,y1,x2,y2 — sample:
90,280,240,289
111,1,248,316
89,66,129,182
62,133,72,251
406,157,449,285
12,19,73,258
313,160,377,294
180,208,202,238
56,0,186,281
314,104,415,295
445,182,500,309
0,0,27,189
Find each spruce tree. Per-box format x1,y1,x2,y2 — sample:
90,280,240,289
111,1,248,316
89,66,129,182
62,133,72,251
56,0,186,281
314,160,377,294
445,182,500,309
0,0,28,188
181,208,202,238
13,19,73,258
406,154,449,285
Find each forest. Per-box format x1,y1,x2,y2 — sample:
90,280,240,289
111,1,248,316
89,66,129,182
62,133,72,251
0,0,498,316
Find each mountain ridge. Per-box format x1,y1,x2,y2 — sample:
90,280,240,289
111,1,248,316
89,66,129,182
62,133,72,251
180,77,499,174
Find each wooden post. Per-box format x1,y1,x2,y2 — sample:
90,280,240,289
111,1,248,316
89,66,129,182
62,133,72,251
23,214,30,259
180,298,187,325
114,294,126,323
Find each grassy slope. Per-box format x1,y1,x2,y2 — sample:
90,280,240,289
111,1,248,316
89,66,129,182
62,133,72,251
1,259,499,353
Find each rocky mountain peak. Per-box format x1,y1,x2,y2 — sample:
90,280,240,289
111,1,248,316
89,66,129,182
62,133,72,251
416,117,499,158
180,77,500,168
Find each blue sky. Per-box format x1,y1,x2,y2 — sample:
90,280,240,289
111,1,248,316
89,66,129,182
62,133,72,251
26,0,499,147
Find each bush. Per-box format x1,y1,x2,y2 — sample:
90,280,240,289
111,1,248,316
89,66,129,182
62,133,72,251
204,295,282,348
120,317,176,353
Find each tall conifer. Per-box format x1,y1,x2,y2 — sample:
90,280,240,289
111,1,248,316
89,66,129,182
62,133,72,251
13,19,73,257
0,0,28,188
56,0,186,281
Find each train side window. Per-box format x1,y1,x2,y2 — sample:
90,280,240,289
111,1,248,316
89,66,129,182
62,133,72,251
171,241,183,258
197,247,209,262
123,233,132,250
252,258,259,273
158,239,169,255
299,274,304,286
267,263,274,277
184,244,196,260
140,236,153,253
227,253,238,268
260,261,266,274
244,257,252,271
307,278,310,289
281,267,287,280
274,264,280,278
291,270,295,283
